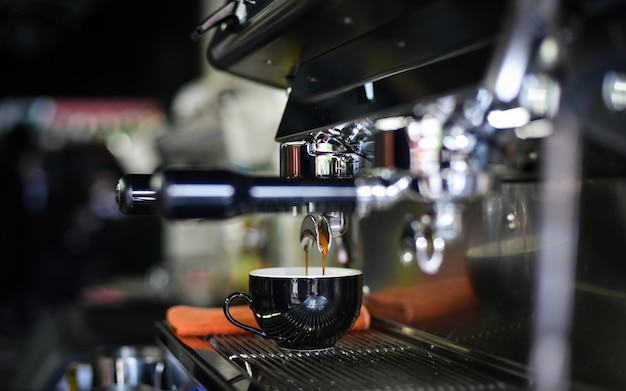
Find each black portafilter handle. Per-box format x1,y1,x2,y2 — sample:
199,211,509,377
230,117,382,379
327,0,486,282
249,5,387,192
116,169,358,219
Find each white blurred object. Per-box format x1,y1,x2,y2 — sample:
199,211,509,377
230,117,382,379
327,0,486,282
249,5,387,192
168,69,288,171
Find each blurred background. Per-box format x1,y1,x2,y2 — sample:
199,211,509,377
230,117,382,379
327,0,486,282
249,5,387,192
0,1,291,388
5,1,626,390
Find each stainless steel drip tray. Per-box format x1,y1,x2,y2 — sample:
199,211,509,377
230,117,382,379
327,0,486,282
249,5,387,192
156,320,526,391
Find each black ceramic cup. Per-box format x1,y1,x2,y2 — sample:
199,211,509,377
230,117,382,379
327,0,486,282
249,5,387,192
224,266,363,350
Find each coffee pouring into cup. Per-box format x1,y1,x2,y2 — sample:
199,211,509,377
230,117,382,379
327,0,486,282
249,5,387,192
223,266,363,350
224,214,363,350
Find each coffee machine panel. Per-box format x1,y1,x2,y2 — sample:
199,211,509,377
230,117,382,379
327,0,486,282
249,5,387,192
115,0,626,390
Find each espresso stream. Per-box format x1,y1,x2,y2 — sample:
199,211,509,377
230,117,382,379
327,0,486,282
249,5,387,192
304,224,330,276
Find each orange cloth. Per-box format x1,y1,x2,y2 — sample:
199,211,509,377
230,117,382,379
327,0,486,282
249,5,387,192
365,276,478,325
167,304,371,337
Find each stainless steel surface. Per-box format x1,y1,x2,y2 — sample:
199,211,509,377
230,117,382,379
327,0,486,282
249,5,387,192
529,106,581,391
157,320,527,391
213,332,512,390
279,142,308,178
300,214,332,254
483,0,559,103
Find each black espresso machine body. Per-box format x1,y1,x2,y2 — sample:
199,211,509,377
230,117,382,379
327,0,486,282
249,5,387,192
115,1,626,390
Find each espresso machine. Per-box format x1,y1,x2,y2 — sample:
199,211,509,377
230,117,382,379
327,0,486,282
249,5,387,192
114,0,626,390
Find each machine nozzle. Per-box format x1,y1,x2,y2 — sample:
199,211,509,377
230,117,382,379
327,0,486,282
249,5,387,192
300,214,332,254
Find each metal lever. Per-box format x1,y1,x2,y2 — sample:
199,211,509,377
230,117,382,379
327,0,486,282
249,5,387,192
190,0,248,41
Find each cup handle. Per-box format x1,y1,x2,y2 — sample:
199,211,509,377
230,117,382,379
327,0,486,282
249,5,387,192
224,292,267,338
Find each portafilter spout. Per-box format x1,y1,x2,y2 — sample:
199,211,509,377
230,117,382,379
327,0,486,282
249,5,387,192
300,214,332,254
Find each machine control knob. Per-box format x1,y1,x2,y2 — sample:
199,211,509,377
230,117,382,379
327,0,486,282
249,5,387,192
116,174,157,216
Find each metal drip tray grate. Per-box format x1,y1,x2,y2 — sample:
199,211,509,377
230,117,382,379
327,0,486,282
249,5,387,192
208,329,521,390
